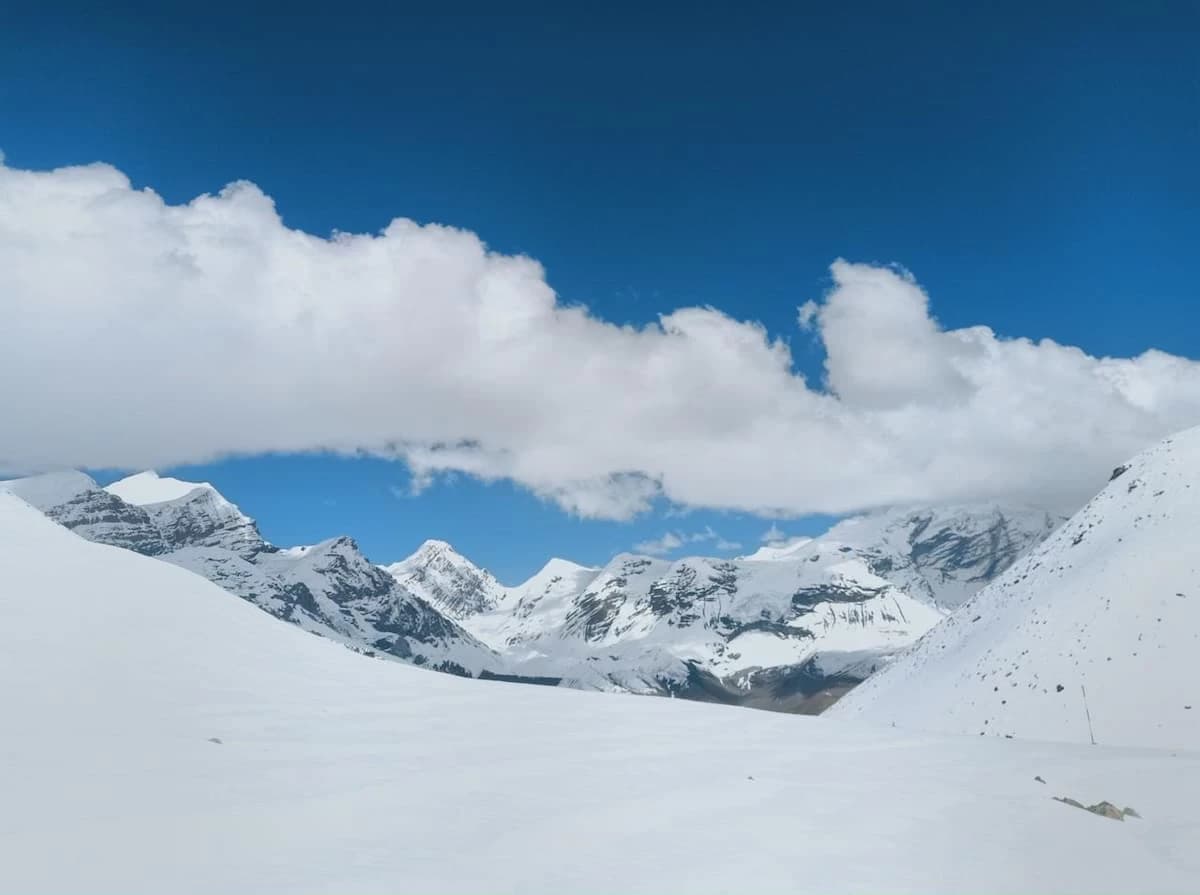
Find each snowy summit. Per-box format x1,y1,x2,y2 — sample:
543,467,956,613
105,470,221,505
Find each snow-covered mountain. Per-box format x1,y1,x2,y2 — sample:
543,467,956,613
0,470,171,555
2,490,1198,894
108,471,267,559
387,504,1062,710
384,539,507,619
2,468,1059,710
831,428,1200,750
1,470,497,675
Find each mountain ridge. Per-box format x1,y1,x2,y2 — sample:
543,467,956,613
2,468,1063,711
3,470,499,676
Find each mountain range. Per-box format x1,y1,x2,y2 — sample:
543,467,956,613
1,467,1060,710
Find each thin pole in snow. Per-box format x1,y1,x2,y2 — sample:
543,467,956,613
1081,684,1096,746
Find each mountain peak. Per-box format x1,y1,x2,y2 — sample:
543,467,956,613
385,539,503,621
391,539,480,572
303,534,362,557
513,557,600,593
417,538,457,555
538,557,596,577
106,470,219,506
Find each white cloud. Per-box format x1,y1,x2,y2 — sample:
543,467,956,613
632,532,685,556
633,527,740,557
758,524,810,554
2,160,1199,519
761,523,786,544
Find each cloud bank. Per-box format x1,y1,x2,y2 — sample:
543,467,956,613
2,160,1198,519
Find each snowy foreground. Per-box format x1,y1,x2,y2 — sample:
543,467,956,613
2,495,1198,894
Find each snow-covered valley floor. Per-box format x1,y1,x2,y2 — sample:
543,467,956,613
2,494,1198,894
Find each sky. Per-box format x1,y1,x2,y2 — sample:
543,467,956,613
1,0,1197,582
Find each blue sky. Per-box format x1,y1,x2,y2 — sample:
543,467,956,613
3,1,1196,581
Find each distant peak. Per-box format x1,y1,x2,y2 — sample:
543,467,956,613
527,556,596,582
307,534,361,555
389,538,473,571
542,557,595,574
105,470,216,506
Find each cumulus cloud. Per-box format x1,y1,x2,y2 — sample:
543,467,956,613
633,527,740,556
2,159,1199,519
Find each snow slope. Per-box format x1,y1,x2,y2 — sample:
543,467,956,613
832,428,1200,750
0,468,97,507
739,536,812,561
1,492,1197,894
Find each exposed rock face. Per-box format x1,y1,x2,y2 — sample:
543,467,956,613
1053,798,1137,821
140,488,267,559
41,488,169,556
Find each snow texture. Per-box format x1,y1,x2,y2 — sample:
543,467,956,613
0,492,1197,894
105,469,219,505
833,427,1200,750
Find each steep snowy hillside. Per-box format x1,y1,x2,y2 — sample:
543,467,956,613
1,492,1197,894
4,471,497,676
832,429,1200,750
